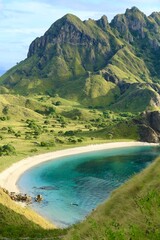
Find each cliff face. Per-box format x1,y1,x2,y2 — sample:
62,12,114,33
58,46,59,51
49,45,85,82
0,7,160,112
27,14,111,58
139,111,160,143
111,7,160,49
27,13,120,75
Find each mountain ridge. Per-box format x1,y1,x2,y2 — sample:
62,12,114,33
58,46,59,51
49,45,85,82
0,7,160,112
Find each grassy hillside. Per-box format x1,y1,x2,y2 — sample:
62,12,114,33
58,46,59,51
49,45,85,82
0,93,140,171
0,188,68,239
64,154,160,240
110,83,159,112
0,92,158,239
0,92,142,239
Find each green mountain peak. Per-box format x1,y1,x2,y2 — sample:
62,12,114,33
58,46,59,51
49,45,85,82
126,6,142,13
96,15,109,31
0,8,160,112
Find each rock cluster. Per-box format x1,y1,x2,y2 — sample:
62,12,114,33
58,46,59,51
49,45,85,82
2,188,43,204
139,111,160,143
9,192,32,203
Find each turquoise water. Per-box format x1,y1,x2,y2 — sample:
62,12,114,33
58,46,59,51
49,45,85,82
18,146,160,227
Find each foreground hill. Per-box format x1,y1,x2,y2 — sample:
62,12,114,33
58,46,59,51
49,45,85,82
0,7,160,112
0,188,66,239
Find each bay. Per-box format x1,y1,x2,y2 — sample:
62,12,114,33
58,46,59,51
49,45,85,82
18,146,160,227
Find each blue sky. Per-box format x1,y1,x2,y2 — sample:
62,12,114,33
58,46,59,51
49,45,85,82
0,0,160,72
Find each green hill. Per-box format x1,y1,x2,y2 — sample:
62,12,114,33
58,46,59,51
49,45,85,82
0,7,160,112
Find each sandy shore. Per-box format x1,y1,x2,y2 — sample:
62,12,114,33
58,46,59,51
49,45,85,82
0,141,158,193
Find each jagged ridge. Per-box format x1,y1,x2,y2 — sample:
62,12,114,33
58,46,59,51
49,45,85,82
0,7,160,112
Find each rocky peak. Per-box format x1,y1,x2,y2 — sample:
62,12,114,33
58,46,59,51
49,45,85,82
111,14,127,33
110,13,133,42
150,12,160,25
125,7,147,36
111,7,160,49
111,6,145,30
96,15,109,31
27,13,91,58
125,6,143,15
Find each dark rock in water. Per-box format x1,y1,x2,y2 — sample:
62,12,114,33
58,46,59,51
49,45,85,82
35,194,43,202
33,186,58,190
7,191,32,203
71,203,79,206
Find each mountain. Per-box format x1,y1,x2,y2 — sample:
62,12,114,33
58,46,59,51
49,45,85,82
0,7,160,112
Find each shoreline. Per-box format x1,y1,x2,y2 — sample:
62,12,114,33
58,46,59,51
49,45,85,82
0,141,158,193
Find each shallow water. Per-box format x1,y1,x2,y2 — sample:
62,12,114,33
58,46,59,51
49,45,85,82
18,146,160,227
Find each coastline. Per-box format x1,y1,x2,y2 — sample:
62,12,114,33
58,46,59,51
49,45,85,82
0,141,158,193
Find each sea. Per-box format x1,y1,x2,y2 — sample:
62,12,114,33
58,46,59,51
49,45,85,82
18,145,160,228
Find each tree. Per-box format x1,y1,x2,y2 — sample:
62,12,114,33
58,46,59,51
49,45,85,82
0,144,16,156
54,101,62,106
15,131,21,138
2,106,9,115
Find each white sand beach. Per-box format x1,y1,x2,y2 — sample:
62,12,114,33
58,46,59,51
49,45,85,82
0,141,158,193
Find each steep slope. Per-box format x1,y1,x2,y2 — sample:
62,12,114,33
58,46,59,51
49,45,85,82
0,8,160,111
110,7,160,78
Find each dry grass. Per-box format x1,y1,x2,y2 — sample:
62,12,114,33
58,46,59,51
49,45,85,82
0,188,54,229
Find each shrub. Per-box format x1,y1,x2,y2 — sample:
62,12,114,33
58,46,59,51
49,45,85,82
44,120,50,125
15,131,21,138
64,130,75,136
0,144,16,156
0,116,9,121
2,106,9,115
54,101,62,106
30,148,38,153
7,127,15,134
39,140,55,147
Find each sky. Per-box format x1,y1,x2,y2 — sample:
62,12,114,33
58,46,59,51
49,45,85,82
0,0,160,73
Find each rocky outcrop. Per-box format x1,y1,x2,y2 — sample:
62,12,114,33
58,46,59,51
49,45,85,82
139,124,159,143
142,111,160,132
150,12,160,26
10,192,32,203
139,111,160,142
35,194,43,202
96,15,110,31
111,7,160,49
27,14,111,59
2,188,43,204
